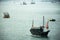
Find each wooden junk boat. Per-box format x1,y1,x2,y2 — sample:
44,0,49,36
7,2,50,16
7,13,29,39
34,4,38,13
3,12,10,18
30,16,56,37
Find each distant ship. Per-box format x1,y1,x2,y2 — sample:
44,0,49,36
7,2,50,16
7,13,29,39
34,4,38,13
23,2,27,5
30,16,56,37
3,12,10,18
31,0,35,4
31,2,35,4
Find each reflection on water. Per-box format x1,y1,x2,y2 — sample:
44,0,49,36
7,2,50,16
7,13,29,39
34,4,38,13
0,1,60,40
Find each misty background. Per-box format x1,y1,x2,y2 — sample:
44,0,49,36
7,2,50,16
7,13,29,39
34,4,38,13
0,0,60,40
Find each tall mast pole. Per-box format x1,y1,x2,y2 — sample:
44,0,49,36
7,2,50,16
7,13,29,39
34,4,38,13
43,16,44,27
32,20,34,27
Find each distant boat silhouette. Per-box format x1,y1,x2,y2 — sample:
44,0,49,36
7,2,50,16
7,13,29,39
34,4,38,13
31,0,35,4
3,12,10,18
23,2,27,5
31,2,35,4
50,19,56,21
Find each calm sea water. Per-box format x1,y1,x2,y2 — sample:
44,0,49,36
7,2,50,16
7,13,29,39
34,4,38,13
0,1,60,40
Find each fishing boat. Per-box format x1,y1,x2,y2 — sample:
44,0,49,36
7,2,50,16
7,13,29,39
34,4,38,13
3,12,10,18
30,16,55,37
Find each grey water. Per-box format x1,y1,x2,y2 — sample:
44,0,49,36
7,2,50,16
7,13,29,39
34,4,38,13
0,1,60,40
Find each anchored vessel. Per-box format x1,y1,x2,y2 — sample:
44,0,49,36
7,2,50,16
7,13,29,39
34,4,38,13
30,16,55,36
3,12,10,18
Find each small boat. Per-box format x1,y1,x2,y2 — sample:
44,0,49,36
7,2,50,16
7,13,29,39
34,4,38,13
50,19,56,21
23,2,27,5
30,16,55,37
31,2,35,4
3,12,10,18
31,0,35,4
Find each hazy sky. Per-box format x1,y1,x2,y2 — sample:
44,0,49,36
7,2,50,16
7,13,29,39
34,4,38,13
0,0,60,2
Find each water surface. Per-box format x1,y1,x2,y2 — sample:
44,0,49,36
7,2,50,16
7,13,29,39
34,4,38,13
0,1,60,40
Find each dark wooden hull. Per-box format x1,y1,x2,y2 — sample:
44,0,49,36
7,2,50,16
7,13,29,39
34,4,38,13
30,28,50,36
4,15,10,18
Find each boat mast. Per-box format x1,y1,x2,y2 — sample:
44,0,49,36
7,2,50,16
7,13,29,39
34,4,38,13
32,20,34,27
43,16,44,27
